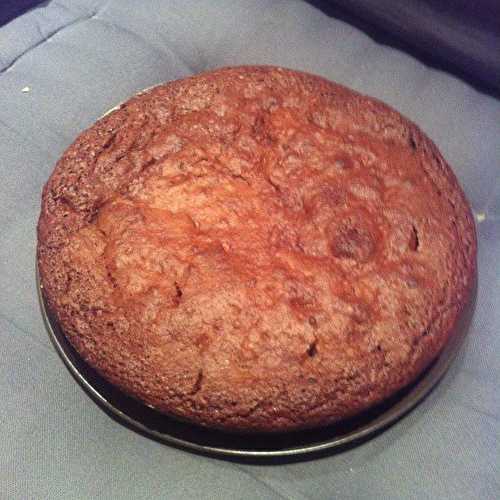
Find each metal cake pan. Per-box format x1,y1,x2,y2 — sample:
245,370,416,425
37,264,476,459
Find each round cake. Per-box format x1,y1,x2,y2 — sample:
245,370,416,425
37,66,476,432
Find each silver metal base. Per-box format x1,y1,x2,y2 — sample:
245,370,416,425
37,265,475,459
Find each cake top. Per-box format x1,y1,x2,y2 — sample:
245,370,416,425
37,66,476,432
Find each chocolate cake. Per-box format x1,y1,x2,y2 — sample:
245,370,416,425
37,66,476,432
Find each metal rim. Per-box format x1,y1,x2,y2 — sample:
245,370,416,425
36,263,474,459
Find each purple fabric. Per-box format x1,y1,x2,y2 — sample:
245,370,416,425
314,0,500,93
0,0,45,27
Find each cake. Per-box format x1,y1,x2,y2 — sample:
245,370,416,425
37,66,476,432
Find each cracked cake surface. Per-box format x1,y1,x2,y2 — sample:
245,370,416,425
37,66,476,432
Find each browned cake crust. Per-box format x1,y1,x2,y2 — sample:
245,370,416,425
37,66,476,432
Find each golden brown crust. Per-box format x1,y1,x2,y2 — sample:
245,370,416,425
37,66,477,432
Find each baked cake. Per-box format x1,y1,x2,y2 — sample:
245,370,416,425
37,66,476,432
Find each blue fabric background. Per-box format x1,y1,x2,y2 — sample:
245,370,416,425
0,1,498,498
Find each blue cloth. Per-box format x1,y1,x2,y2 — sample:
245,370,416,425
0,1,498,498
